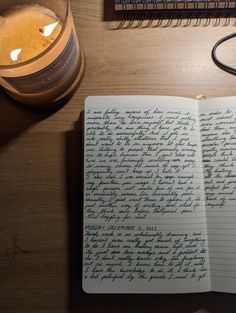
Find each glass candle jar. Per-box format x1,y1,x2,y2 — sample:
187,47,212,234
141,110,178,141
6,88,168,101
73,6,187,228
0,0,85,108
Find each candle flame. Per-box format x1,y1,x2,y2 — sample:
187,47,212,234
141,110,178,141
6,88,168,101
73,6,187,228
10,48,22,62
41,21,59,37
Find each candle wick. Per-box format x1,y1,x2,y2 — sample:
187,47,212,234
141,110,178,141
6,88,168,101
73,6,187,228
10,48,22,62
0,16,6,25
39,21,59,37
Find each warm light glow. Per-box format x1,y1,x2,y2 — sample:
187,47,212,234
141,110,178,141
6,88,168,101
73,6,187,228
41,21,59,37
10,48,22,61
0,5,63,65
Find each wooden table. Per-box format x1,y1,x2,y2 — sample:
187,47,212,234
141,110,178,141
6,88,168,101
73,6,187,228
1,1,236,312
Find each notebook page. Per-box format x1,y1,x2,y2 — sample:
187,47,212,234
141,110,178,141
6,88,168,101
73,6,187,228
199,97,236,292
83,96,210,293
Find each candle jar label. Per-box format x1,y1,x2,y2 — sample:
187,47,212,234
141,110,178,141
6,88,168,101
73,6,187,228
2,31,79,94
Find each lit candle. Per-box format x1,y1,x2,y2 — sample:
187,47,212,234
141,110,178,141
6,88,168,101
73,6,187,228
0,1,85,108
0,5,62,65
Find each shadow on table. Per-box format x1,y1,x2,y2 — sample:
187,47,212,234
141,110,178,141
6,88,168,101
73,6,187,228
65,113,236,313
65,111,84,313
0,86,66,149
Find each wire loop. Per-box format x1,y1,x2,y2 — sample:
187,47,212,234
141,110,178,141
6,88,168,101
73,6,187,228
212,32,236,75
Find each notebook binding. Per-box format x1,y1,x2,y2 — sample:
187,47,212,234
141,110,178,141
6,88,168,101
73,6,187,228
114,0,236,25
115,0,236,11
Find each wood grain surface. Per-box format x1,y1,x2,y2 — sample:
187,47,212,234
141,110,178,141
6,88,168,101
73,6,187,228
1,0,236,312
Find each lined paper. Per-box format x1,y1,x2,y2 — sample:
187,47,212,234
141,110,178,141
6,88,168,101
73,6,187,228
83,96,210,293
199,97,236,292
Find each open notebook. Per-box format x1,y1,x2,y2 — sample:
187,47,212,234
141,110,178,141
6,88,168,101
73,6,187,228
83,95,236,293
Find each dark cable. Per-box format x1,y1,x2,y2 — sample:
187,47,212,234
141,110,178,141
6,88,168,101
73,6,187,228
212,32,236,76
